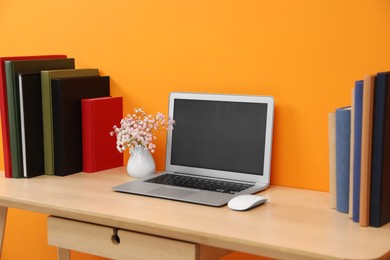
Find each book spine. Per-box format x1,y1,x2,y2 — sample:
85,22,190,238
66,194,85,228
352,80,364,222
335,107,351,213
348,88,355,218
370,72,390,227
82,100,94,173
5,62,22,178
51,80,64,176
359,75,375,227
380,74,390,227
18,75,27,178
0,62,12,178
41,71,55,175
328,112,336,209
369,73,387,227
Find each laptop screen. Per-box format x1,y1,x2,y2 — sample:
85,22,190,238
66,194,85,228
171,99,267,175
166,93,274,184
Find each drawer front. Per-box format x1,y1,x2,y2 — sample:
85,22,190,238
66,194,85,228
47,216,198,260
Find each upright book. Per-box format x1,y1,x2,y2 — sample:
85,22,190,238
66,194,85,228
328,112,336,209
370,71,390,227
335,106,351,213
51,76,110,176
359,75,375,227
348,88,355,219
0,55,66,178
18,73,44,178
41,68,100,175
5,58,75,178
352,80,364,223
81,97,123,173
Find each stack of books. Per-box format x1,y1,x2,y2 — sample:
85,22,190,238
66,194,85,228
329,72,390,228
0,55,123,179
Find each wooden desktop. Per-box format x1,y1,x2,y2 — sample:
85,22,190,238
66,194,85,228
0,167,389,260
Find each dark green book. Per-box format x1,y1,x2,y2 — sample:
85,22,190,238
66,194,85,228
41,68,100,175
5,58,75,178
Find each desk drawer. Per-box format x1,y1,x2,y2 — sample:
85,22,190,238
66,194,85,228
47,216,197,260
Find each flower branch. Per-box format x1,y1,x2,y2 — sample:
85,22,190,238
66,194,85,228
111,108,175,153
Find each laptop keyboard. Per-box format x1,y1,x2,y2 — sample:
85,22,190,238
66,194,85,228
145,173,254,194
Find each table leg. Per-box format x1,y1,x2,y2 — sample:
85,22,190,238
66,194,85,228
0,206,8,258
57,247,71,260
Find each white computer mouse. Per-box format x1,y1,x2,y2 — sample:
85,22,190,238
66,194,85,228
227,194,267,211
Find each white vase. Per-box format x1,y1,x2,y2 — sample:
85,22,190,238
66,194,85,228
127,145,156,178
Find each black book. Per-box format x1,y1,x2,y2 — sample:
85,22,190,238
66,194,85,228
370,72,390,227
51,76,110,176
18,73,44,178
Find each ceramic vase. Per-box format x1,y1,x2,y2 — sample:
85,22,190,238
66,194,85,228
127,145,156,178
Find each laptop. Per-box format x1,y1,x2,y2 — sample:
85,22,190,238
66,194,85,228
112,92,274,206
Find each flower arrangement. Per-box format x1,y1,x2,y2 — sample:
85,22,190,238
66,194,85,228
111,108,175,153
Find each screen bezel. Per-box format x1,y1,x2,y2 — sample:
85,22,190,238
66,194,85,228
165,92,274,184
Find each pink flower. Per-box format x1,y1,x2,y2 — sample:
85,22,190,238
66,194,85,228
111,107,175,153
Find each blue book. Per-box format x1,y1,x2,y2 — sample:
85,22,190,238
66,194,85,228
370,72,390,227
335,106,351,213
352,81,364,222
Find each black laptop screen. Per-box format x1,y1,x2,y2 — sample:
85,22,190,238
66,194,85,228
171,99,268,175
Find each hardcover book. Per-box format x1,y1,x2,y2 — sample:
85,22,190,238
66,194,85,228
359,75,375,227
51,76,110,176
370,72,390,227
81,97,123,173
352,80,364,223
18,73,44,178
41,68,100,175
328,112,336,209
5,58,75,178
335,106,351,213
348,88,355,218
0,55,66,178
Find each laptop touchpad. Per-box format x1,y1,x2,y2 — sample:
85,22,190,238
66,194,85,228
151,187,198,198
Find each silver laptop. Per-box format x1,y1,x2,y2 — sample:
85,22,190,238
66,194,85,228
112,92,274,206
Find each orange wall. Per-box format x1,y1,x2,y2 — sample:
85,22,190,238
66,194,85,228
1,0,390,259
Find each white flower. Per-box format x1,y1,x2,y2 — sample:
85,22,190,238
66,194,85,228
111,108,175,153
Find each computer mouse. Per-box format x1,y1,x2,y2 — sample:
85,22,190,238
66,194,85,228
227,194,267,211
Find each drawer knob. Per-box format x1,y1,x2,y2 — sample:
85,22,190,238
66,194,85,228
111,228,120,245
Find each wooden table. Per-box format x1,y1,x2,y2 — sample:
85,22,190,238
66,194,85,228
0,168,389,259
